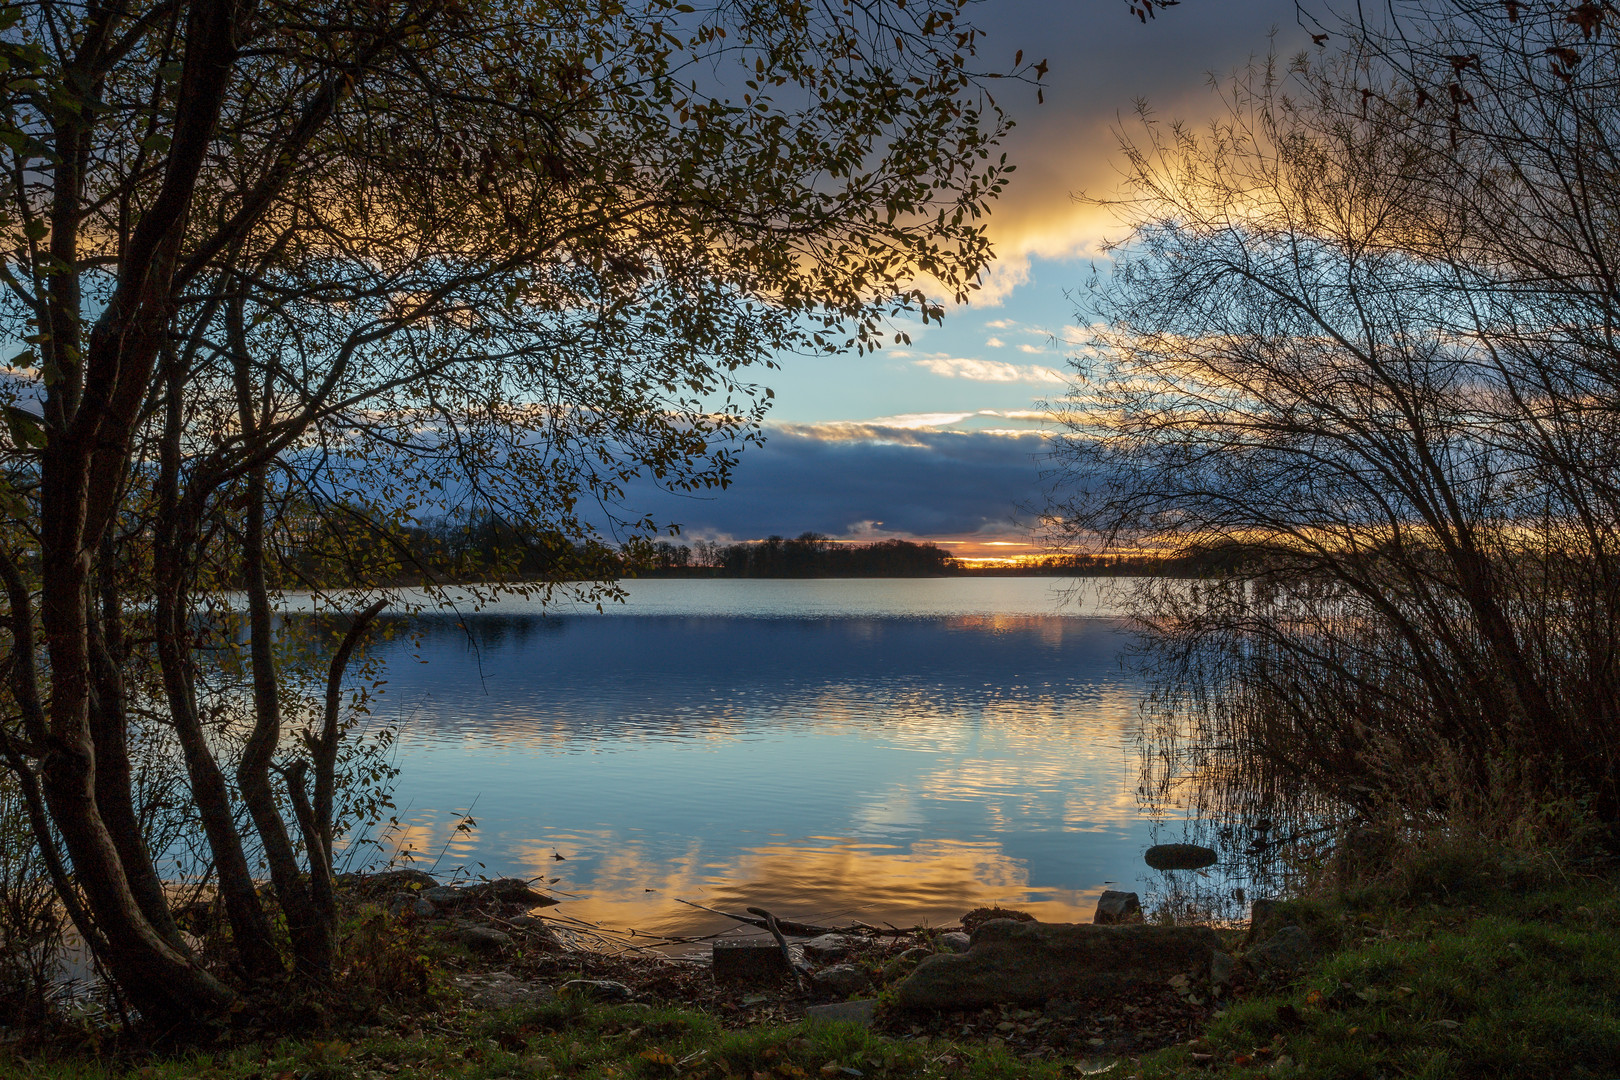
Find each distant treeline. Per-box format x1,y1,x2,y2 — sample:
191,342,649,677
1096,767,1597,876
277,513,1229,585
635,534,1250,578
637,533,957,577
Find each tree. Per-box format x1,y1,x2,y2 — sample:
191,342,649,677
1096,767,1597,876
0,0,1029,1023
1046,2,1620,833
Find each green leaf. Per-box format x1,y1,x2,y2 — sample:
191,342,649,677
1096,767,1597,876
4,404,46,449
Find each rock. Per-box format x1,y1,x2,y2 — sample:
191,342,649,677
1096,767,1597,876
560,979,633,1002
712,937,794,985
1092,890,1143,924
1210,950,1235,986
881,946,932,982
1247,898,1284,943
810,963,868,997
421,886,465,908
358,868,439,891
960,907,1035,934
894,920,1221,1010
510,917,563,948
803,999,878,1027
463,878,560,908
937,931,972,953
452,971,550,1009
457,926,514,955
801,933,861,962
387,891,442,918
1246,925,1313,977
1144,844,1218,871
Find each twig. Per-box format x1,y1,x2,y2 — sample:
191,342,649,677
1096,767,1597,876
748,906,808,990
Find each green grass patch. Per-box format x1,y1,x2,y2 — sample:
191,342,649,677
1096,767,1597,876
1132,876,1620,1080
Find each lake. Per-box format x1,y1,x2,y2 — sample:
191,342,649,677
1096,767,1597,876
358,577,1173,944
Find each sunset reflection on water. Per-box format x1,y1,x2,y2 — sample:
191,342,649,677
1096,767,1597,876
360,580,1160,943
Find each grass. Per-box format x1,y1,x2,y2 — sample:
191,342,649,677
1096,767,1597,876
1,996,1076,1080
6,866,1618,1080
1133,879,1620,1080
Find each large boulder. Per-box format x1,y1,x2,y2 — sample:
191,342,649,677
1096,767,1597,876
893,919,1220,1010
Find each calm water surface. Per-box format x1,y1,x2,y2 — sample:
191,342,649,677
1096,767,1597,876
364,578,1164,941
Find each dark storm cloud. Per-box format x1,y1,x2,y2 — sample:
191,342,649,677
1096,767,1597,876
636,423,1052,541
956,0,1305,297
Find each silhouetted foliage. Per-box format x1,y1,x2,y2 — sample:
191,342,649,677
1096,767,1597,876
0,0,1025,1024
1050,0,1620,830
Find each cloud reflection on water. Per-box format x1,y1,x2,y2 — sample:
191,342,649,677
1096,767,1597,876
365,587,1156,939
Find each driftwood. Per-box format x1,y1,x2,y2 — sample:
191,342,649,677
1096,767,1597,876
674,898,932,937
748,906,809,990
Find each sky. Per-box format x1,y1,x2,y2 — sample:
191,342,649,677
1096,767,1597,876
642,1,1306,563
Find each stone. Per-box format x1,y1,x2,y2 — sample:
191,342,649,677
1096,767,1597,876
1210,950,1235,986
936,932,972,953
410,899,437,918
452,971,550,1009
421,886,465,908
803,999,878,1027
801,933,861,962
385,892,416,915
351,868,439,892
1092,890,1143,924
712,937,793,985
463,878,560,908
1246,925,1313,977
1144,844,1218,871
893,919,1221,1010
810,963,868,997
1247,899,1284,943
881,946,933,982
960,907,1035,934
457,926,514,955
560,979,633,1001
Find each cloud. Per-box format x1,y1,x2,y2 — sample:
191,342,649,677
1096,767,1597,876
632,422,1054,541
913,356,1067,384
986,336,1006,348
943,3,1303,309
979,409,1050,421
1017,343,1051,355
865,411,978,429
